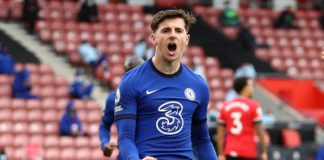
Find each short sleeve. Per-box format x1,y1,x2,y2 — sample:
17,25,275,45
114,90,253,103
253,104,263,123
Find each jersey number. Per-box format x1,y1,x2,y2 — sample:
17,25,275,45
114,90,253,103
230,112,243,135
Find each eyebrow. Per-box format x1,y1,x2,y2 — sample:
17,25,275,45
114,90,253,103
160,27,185,31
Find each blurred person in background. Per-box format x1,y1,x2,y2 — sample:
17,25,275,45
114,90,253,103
219,0,241,27
273,6,298,29
0,49,15,75
12,68,38,99
144,45,155,60
0,148,7,160
99,55,144,159
234,62,257,78
134,38,148,59
262,109,276,126
320,11,324,30
69,68,94,99
191,57,206,79
78,0,99,23
226,62,256,101
59,101,88,137
217,77,267,160
78,40,107,69
22,0,40,34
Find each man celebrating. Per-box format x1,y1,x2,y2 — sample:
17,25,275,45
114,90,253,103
114,9,217,160
217,77,267,160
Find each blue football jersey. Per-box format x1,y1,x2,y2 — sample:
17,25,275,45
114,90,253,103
114,59,210,160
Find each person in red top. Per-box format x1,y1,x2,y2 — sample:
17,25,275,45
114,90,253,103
217,77,267,160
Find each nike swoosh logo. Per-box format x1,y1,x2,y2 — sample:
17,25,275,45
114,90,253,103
146,89,159,95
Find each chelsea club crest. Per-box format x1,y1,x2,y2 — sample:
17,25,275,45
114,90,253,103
184,88,195,101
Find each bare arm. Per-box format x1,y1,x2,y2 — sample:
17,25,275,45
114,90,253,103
255,123,268,160
217,124,225,160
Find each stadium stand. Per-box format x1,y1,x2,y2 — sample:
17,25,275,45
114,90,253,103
0,0,323,159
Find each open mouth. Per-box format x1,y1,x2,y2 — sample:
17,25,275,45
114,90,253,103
168,43,177,52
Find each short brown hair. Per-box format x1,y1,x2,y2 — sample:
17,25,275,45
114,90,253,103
151,9,196,33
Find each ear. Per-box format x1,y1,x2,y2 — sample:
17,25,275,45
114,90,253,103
150,34,157,46
185,34,190,46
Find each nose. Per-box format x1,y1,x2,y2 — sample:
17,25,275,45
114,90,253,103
169,30,176,40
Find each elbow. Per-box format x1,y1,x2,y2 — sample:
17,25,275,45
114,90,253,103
192,137,211,149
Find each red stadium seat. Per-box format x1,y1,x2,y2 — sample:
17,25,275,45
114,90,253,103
38,65,54,75
60,147,75,160
29,74,40,86
221,69,234,79
42,109,58,122
85,100,100,110
13,122,28,135
44,147,60,160
209,78,223,90
255,48,269,61
0,97,11,109
284,58,296,68
26,99,41,110
205,57,220,68
39,29,51,43
27,110,42,122
59,137,74,148
0,109,12,122
13,109,28,122
75,137,90,148
86,110,101,123
44,122,59,135
41,98,56,110
54,76,69,86
206,68,221,79
88,124,99,136
40,86,55,98
0,134,13,147
11,98,26,109
55,85,69,98
44,136,59,148
54,40,67,54
28,122,44,135
0,84,12,97
0,75,13,84
75,148,91,160
0,121,12,134
28,134,44,146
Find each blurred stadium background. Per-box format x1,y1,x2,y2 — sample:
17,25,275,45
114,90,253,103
0,0,323,159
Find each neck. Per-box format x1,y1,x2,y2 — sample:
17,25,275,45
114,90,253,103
152,56,180,75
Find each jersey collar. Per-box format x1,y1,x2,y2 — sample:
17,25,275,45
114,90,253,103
149,58,183,78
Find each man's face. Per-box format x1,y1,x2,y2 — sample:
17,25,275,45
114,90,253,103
151,18,190,63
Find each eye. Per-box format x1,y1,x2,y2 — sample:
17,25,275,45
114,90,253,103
176,28,184,33
161,28,170,33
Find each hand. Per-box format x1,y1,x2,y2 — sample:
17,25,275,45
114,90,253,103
218,155,226,160
141,156,157,160
102,142,117,157
260,152,268,160
321,47,324,60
